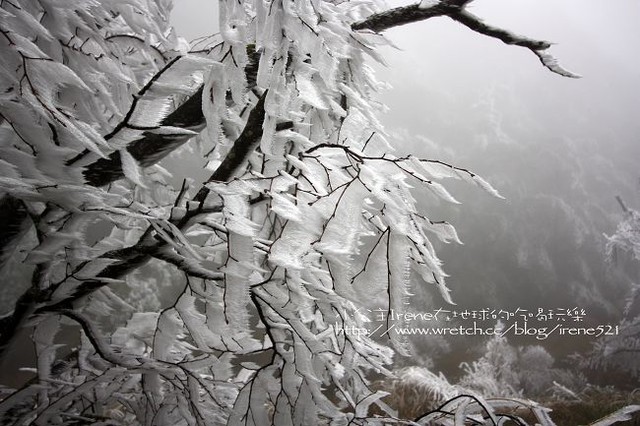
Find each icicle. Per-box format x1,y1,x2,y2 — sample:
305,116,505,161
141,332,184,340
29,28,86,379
295,62,328,110
33,317,60,407
201,62,227,148
535,50,582,79
176,294,221,351
314,180,369,263
128,97,173,128
386,230,411,355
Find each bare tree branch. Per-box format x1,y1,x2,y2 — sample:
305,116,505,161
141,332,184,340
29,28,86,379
351,2,453,32
616,195,629,213
352,0,580,78
449,9,580,78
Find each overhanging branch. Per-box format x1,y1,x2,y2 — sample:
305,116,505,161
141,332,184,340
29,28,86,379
351,2,453,32
352,0,580,78
449,9,579,78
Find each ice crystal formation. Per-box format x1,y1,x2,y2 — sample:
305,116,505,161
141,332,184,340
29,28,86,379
0,0,580,424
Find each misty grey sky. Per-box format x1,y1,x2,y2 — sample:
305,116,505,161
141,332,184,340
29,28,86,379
170,0,218,42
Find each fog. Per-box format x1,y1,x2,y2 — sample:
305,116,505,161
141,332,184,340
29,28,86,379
375,1,640,366
376,1,640,306
171,0,640,368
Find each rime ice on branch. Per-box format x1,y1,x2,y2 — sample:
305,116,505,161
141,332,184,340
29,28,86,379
0,0,576,424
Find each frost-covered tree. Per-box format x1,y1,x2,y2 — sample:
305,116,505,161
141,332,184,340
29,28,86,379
586,195,640,379
0,0,578,424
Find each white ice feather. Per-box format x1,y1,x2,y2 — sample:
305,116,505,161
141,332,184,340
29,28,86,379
472,175,504,199
589,405,640,426
120,148,146,187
